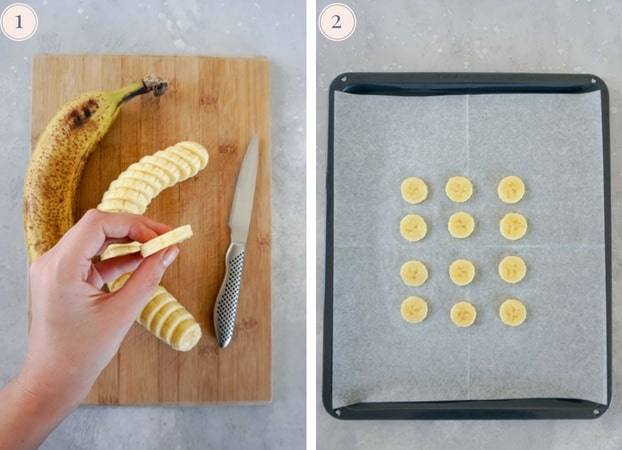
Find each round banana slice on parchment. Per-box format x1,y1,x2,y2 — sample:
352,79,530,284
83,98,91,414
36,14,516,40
400,214,428,242
449,259,476,286
400,296,429,324
499,212,528,240
445,176,473,203
448,211,475,238
498,255,527,283
450,301,477,327
497,175,525,204
401,177,428,204
400,260,429,287
499,299,527,327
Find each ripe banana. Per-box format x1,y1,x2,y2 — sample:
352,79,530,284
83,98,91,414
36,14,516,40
450,301,477,327
23,76,168,262
400,177,428,204
400,296,428,323
499,212,528,240
498,255,527,283
448,211,475,238
399,260,428,287
445,176,473,203
399,214,427,242
140,224,193,257
497,175,525,204
499,299,527,327
448,259,475,286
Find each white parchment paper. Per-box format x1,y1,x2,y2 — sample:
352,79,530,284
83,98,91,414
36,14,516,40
330,90,608,407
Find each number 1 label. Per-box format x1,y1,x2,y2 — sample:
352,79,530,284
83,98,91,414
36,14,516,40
1,3,38,41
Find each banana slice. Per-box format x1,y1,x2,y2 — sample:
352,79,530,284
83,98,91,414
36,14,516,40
101,187,150,212
109,177,157,201
168,145,204,174
400,177,428,204
155,149,192,181
499,299,527,327
101,242,141,260
400,296,429,323
445,176,473,203
497,175,525,204
175,141,210,169
399,260,429,287
499,212,528,240
140,224,193,257
450,301,477,327
449,259,475,286
143,155,181,187
120,169,166,195
399,214,427,242
448,211,475,238
498,255,527,283
97,198,143,214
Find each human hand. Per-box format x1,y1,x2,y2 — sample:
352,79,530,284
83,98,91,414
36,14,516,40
19,209,179,401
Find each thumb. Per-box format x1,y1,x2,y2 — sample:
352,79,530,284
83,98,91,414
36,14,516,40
113,246,179,316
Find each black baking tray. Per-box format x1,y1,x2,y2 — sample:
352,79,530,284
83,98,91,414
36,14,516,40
322,72,611,420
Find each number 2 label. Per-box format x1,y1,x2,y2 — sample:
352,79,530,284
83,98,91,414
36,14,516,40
319,4,356,41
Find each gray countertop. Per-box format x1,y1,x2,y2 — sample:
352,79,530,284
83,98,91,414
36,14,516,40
316,1,622,449
0,1,305,449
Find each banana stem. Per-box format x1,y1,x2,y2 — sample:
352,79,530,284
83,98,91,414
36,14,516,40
119,76,168,105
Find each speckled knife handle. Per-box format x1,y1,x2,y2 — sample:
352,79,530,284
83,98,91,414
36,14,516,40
214,242,246,348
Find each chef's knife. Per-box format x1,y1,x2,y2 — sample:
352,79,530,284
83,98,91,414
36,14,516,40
214,135,259,348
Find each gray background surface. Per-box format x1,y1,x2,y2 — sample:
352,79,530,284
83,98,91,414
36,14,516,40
0,1,305,449
317,1,622,449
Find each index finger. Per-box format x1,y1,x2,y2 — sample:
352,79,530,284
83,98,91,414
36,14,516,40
57,209,170,260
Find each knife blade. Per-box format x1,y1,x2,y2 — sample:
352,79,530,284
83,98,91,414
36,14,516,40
213,135,259,348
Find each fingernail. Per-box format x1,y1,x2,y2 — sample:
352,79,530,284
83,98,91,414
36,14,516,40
162,246,179,268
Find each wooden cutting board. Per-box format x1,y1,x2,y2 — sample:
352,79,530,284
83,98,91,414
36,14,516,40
30,54,271,404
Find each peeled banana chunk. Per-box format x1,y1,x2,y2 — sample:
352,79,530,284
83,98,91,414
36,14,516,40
445,176,473,203
399,214,427,242
140,224,193,257
498,255,527,284
499,212,528,240
497,175,525,204
400,260,429,287
400,296,429,324
448,211,475,239
401,177,428,204
449,259,475,286
450,301,477,327
499,299,527,327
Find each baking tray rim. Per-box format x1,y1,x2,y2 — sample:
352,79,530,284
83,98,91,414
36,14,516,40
322,72,612,420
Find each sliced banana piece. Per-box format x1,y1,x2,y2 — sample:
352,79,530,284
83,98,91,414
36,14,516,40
449,259,475,286
448,211,475,238
497,175,525,204
399,260,429,287
445,176,473,203
450,301,477,327
175,141,210,169
498,255,527,283
400,296,429,324
499,212,528,240
400,177,428,204
499,299,527,327
399,214,428,242
140,224,193,257
101,242,141,260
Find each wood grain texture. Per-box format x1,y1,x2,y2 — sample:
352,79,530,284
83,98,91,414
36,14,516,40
30,54,271,404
